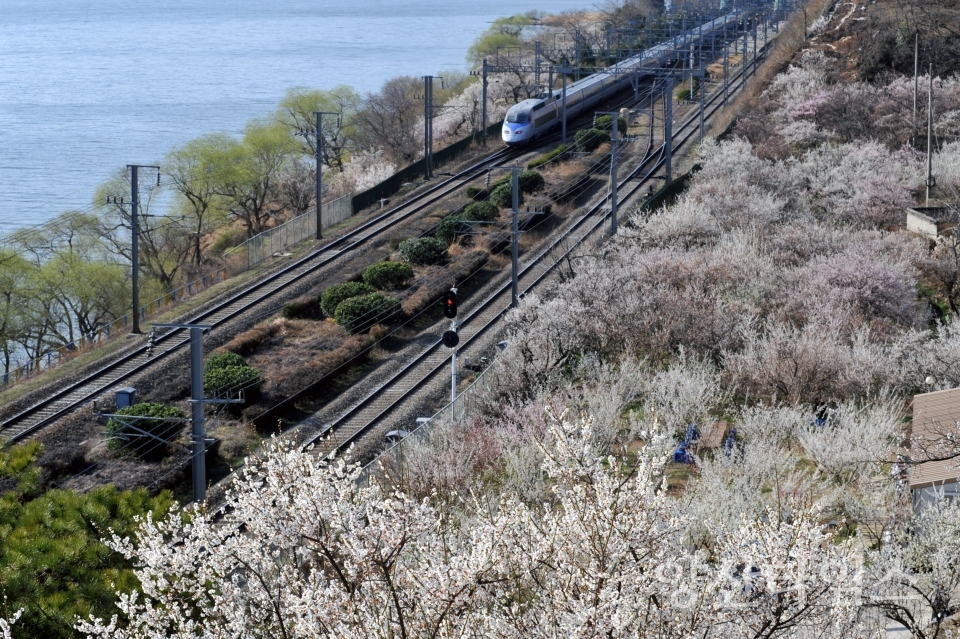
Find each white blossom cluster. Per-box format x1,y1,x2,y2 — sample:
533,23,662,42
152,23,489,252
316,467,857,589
76,416,877,639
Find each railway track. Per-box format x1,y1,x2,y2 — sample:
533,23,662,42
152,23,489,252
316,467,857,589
2,19,769,461
0,147,528,444
307,39,767,461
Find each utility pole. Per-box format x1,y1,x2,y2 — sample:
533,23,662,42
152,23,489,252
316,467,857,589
423,75,434,179
535,41,541,93
927,64,935,206
130,166,140,335
314,111,337,240
511,167,520,308
127,164,159,335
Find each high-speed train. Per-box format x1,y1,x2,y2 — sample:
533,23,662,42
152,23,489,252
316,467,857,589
502,10,748,146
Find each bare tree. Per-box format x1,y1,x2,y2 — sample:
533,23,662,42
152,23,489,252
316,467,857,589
353,76,422,164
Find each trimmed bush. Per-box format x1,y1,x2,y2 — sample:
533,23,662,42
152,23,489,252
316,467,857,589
518,170,546,194
320,281,376,318
527,144,568,169
335,292,401,333
398,237,448,266
363,261,414,290
466,185,483,199
204,365,263,412
463,201,499,222
595,114,627,136
204,351,248,373
677,88,691,102
574,128,610,152
491,182,525,209
105,402,187,460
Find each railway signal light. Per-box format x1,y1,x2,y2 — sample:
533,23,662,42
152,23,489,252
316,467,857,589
444,289,458,318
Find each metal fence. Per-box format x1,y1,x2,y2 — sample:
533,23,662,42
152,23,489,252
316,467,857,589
359,354,503,482
225,195,353,270
1,267,228,389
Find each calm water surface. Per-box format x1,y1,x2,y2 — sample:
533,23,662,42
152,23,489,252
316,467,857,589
0,0,590,233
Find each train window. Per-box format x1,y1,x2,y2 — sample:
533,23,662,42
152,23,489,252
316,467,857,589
506,112,530,123
532,102,545,112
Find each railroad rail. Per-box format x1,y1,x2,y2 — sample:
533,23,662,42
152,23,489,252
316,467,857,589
306,38,766,462
0,148,528,443
2,19,769,457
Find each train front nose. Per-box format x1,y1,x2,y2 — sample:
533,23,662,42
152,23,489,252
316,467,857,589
502,123,528,145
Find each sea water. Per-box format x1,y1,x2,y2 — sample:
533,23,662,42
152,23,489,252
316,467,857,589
0,0,593,234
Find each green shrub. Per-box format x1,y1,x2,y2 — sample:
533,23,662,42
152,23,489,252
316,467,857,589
105,402,187,460
205,351,249,373
595,114,627,136
363,261,414,290
574,128,610,152
463,200,499,222
527,144,568,169
398,237,448,265
335,292,401,333
0,442,173,639
466,185,483,199
489,171,543,195
518,170,546,194
320,281,376,317
204,365,263,412
491,182,524,208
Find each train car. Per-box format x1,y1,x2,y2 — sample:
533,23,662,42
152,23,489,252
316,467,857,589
502,9,748,146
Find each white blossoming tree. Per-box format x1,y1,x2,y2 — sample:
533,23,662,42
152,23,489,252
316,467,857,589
77,414,868,639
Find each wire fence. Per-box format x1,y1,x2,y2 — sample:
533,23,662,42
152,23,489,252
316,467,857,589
224,195,353,270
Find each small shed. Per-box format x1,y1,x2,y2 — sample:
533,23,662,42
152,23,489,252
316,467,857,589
909,388,960,509
906,207,954,241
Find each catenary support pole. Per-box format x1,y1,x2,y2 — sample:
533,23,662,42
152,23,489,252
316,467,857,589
610,116,618,234
699,63,705,144
562,72,568,144
511,167,519,308
481,59,488,146
190,327,205,503
665,77,673,183
154,322,213,503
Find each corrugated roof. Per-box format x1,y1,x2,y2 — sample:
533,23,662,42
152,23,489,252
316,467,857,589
910,389,960,489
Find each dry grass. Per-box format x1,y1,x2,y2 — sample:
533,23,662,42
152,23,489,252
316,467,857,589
220,321,282,356
400,250,490,318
